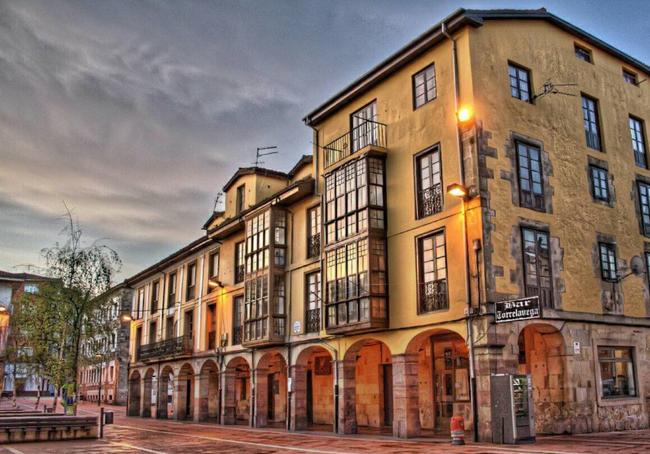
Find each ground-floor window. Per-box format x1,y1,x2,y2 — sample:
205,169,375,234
598,346,636,398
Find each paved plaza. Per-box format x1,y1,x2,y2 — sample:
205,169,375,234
0,399,648,453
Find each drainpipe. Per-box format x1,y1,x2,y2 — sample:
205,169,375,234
197,256,205,351
442,20,479,442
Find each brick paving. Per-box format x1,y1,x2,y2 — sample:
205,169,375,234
0,399,649,453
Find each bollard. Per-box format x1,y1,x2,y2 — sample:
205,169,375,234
450,415,465,445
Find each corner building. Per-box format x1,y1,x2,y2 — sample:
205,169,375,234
126,8,650,442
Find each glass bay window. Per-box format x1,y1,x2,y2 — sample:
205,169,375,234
242,207,288,345
323,155,388,333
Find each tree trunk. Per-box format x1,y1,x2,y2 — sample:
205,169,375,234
34,377,42,409
71,309,83,416
11,365,17,408
52,387,59,412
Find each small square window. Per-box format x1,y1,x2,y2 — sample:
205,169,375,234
508,63,532,102
575,44,592,63
412,64,436,109
589,166,609,202
623,69,638,85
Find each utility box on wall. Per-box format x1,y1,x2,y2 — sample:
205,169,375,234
491,374,535,444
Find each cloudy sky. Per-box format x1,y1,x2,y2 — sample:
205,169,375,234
0,0,648,279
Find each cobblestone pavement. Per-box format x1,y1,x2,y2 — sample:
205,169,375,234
0,399,649,453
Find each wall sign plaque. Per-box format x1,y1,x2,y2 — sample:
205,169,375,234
494,296,541,323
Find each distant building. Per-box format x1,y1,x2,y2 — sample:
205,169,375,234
78,283,132,405
0,270,55,396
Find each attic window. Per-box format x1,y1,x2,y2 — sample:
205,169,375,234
574,44,593,63
623,69,638,85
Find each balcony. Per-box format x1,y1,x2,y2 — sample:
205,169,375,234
232,326,242,346
305,308,320,333
417,184,443,218
323,120,387,168
137,335,192,362
307,232,321,258
207,331,216,350
419,279,448,313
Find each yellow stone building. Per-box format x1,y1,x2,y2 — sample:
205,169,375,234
125,8,650,442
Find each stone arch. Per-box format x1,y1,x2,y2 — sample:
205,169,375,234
517,323,567,434
292,345,334,431
142,368,156,418
399,328,470,438
175,363,195,420
255,351,287,428
157,365,175,419
128,370,141,416
198,359,220,422
223,356,251,425
340,338,393,435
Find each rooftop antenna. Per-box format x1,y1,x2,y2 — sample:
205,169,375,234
255,146,278,166
212,192,223,212
533,80,578,101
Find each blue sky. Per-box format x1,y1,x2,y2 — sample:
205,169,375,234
0,0,648,279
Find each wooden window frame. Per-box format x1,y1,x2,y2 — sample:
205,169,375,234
416,229,448,314
637,181,650,236
521,227,554,308
574,43,593,63
630,116,647,169
589,165,609,202
515,141,546,211
414,144,443,219
185,261,197,301
599,242,618,282
412,63,437,109
508,62,533,103
236,184,246,215
582,94,603,151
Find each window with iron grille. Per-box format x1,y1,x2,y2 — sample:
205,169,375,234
521,228,553,308
575,44,592,63
234,241,245,283
630,116,647,168
416,146,443,218
599,243,618,282
508,63,532,102
418,231,448,313
637,181,650,235
186,261,197,301
582,95,602,150
307,205,321,258
516,141,545,211
413,64,436,109
151,280,160,313
305,271,321,333
232,295,243,345
167,272,177,308
589,166,609,202
623,69,638,85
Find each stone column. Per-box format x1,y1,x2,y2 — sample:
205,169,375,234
156,376,168,419
193,373,204,422
290,364,307,431
222,369,236,425
254,367,268,428
336,359,357,434
392,353,420,438
173,377,186,420
142,377,153,418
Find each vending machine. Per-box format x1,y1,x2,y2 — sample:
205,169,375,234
490,374,535,444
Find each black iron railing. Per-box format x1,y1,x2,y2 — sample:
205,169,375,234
137,335,192,361
419,279,448,313
307,232,321,258
323,120,387,168
235,265,245,284
418,184,443,218
232,326,242,345
207,331,216,350
306,308,320,333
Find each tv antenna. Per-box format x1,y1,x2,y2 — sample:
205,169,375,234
255,146,278,166
533,80,578,101
212,192,223,212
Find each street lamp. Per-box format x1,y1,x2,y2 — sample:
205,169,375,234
95,353,103,407
447,181,478,442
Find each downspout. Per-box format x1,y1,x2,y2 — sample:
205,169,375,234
197,255,205,351
442,20,479,442
286,208,294,431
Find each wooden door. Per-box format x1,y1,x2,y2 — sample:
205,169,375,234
382,364,393,427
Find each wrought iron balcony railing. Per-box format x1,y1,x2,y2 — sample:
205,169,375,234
137,335,192,362
232,326,242,346
305,308,320,333
419,279,448,313
323,120,387,168
235,265,245,284
417,184,443,218
207,331,216,350
307,232,321,258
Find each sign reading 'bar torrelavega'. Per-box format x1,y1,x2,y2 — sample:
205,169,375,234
494,296,541,323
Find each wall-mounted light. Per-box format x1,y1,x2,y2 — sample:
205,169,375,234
447,182,468,199
120,313,133,322
457,105,474,123
208,278,224,289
